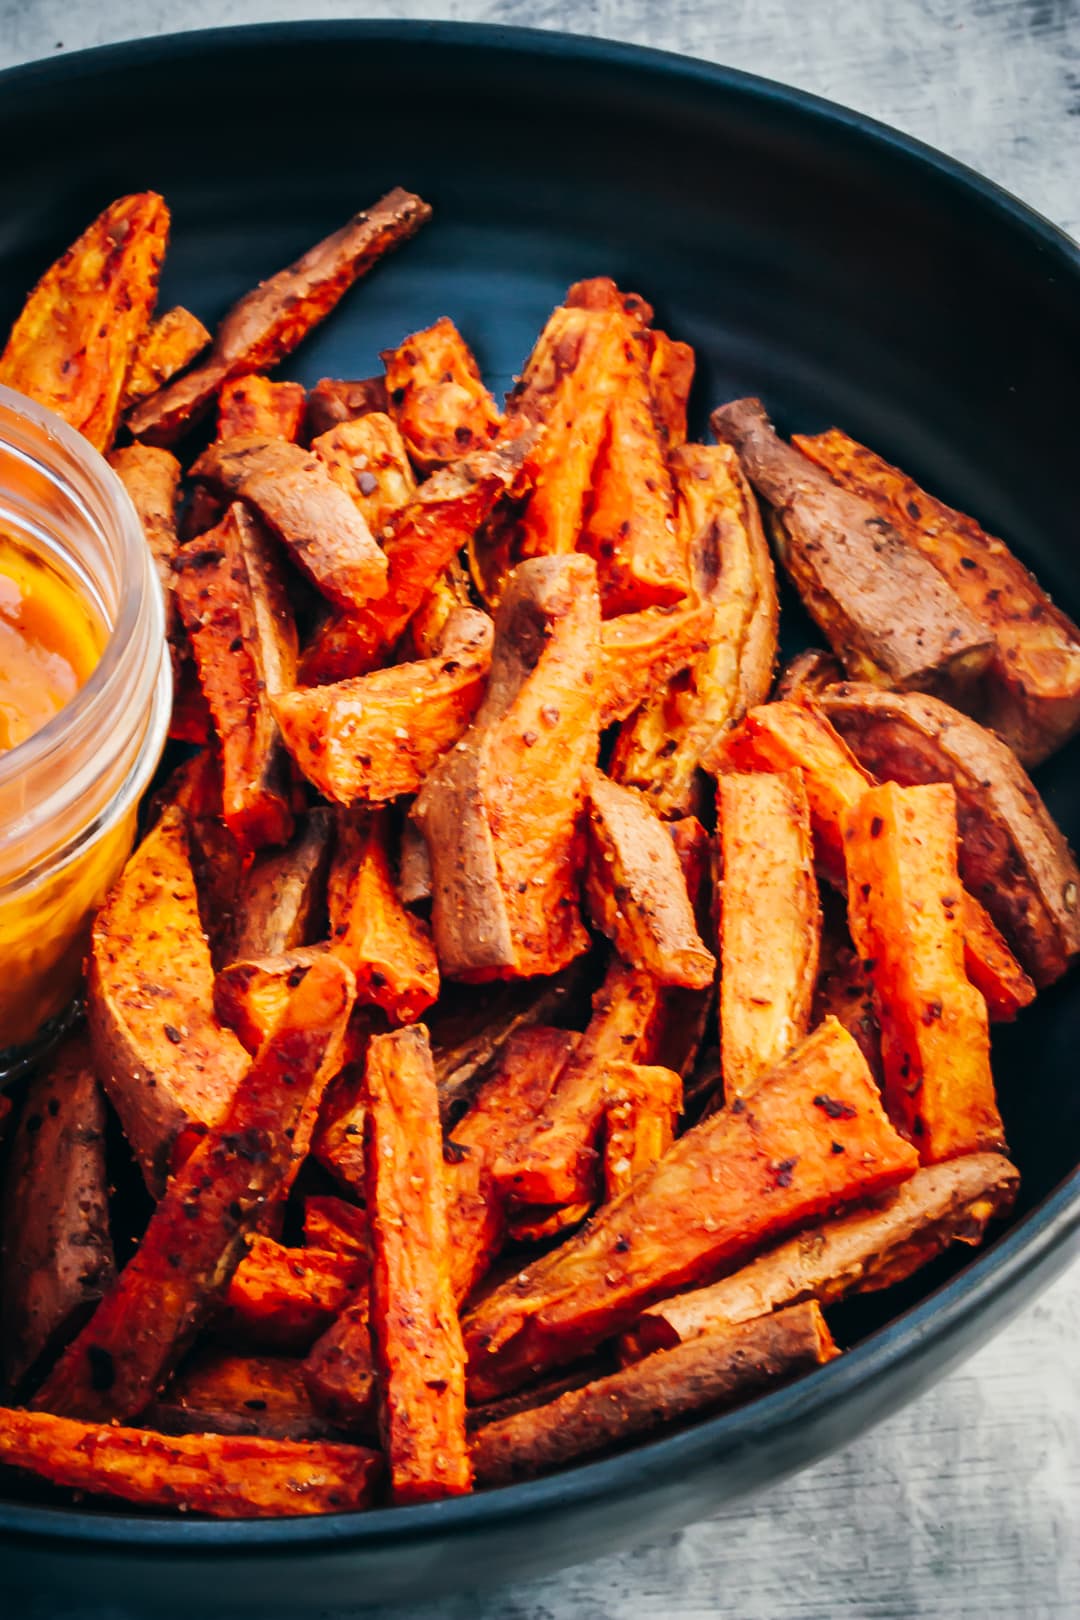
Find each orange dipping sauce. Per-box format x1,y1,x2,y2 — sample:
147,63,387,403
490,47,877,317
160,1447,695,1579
0,535,104,751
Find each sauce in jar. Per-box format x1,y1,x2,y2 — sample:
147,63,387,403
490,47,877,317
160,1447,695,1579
0,535,105,750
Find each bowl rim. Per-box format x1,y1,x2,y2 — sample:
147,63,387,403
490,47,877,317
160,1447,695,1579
0,14,1078,1555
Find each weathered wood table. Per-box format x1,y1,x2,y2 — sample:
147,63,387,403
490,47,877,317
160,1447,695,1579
2,3,1077,1615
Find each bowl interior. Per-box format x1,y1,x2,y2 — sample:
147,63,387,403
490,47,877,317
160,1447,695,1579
0,19,1078,1599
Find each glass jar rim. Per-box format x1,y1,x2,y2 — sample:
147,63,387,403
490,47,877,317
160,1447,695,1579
0,382,154,795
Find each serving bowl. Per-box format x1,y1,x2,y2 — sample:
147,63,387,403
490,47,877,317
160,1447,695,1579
0,20,1078,1615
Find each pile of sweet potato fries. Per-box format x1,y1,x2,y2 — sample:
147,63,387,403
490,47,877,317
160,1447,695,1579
1,188,1078,1517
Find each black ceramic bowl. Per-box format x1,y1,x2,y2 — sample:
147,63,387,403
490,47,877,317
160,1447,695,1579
1,21,1078,1616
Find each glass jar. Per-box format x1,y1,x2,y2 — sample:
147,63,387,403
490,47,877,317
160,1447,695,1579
0,384,171,1075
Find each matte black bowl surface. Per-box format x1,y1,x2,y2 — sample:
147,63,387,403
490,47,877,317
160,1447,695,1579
0,21,1078,1616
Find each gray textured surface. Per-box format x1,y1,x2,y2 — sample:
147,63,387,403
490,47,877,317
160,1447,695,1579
2,3,1079,1616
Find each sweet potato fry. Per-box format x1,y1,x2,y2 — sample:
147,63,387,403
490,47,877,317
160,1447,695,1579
406,555,475,661
492,958,667,1210
0,1409,381,1518
303,437,533,683
471,1301,836,1485
127,188,431,444
958,891,1037,1022
35,955,355,1422
214,946,330,1056
596,600,712,728
216,375,306,442
717,771,821,1101
585,772,715,989
464,1017,918,1398
120,304,211,409
430,967,589,1124
1,1036,115,1390
275,608,494,805
611,442,778,816
577,336,687,616
327,808,439,1023
821,684,1080,986
107,444,182,648
226,1235,366,1352
174,502,298,852
169,651,213,742
0,192,169,452
503,301,630,566
795,427,1080,763
227,810,333,962
304,375,389,439
382,316,504,470
414,555,600,980
189,436,387,613
602,1063,683,1202
623,1153,1019,1360
843,782,1005,1162
365,1026,472,1502
301,1294,377,1431
149,1351,342,1441
303,1197,369,1259
311,411,416,540
647,330,694,449
87,807,249,1193
711,399,993,696
450,1026,579,1165
713,699,1037,1017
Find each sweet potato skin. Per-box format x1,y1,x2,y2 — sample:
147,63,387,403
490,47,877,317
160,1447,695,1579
88,807,249,1194
305,375,389,440
843,782,1004,1162
612,442,778,816
1,1037,115,1390
585,772,715,989
174,502,298,852
795,427,1080,763
107,444,182,649
217,375,306,441
0,192,169,452
0,1409,381,1518
120,304,210,409
190,436,388,613
127,188,431,444
327,809,439,1023
623,1153,1019,1360
821,684,1080,986
717,771,821,1100
228,811,333,962
414,555,600,980
382,316,503,471
275,608,494,805
35,956,355,1422
471,1301,836,1485
465,1018,918,1398
365,1026,472,1502
711,398,993,696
